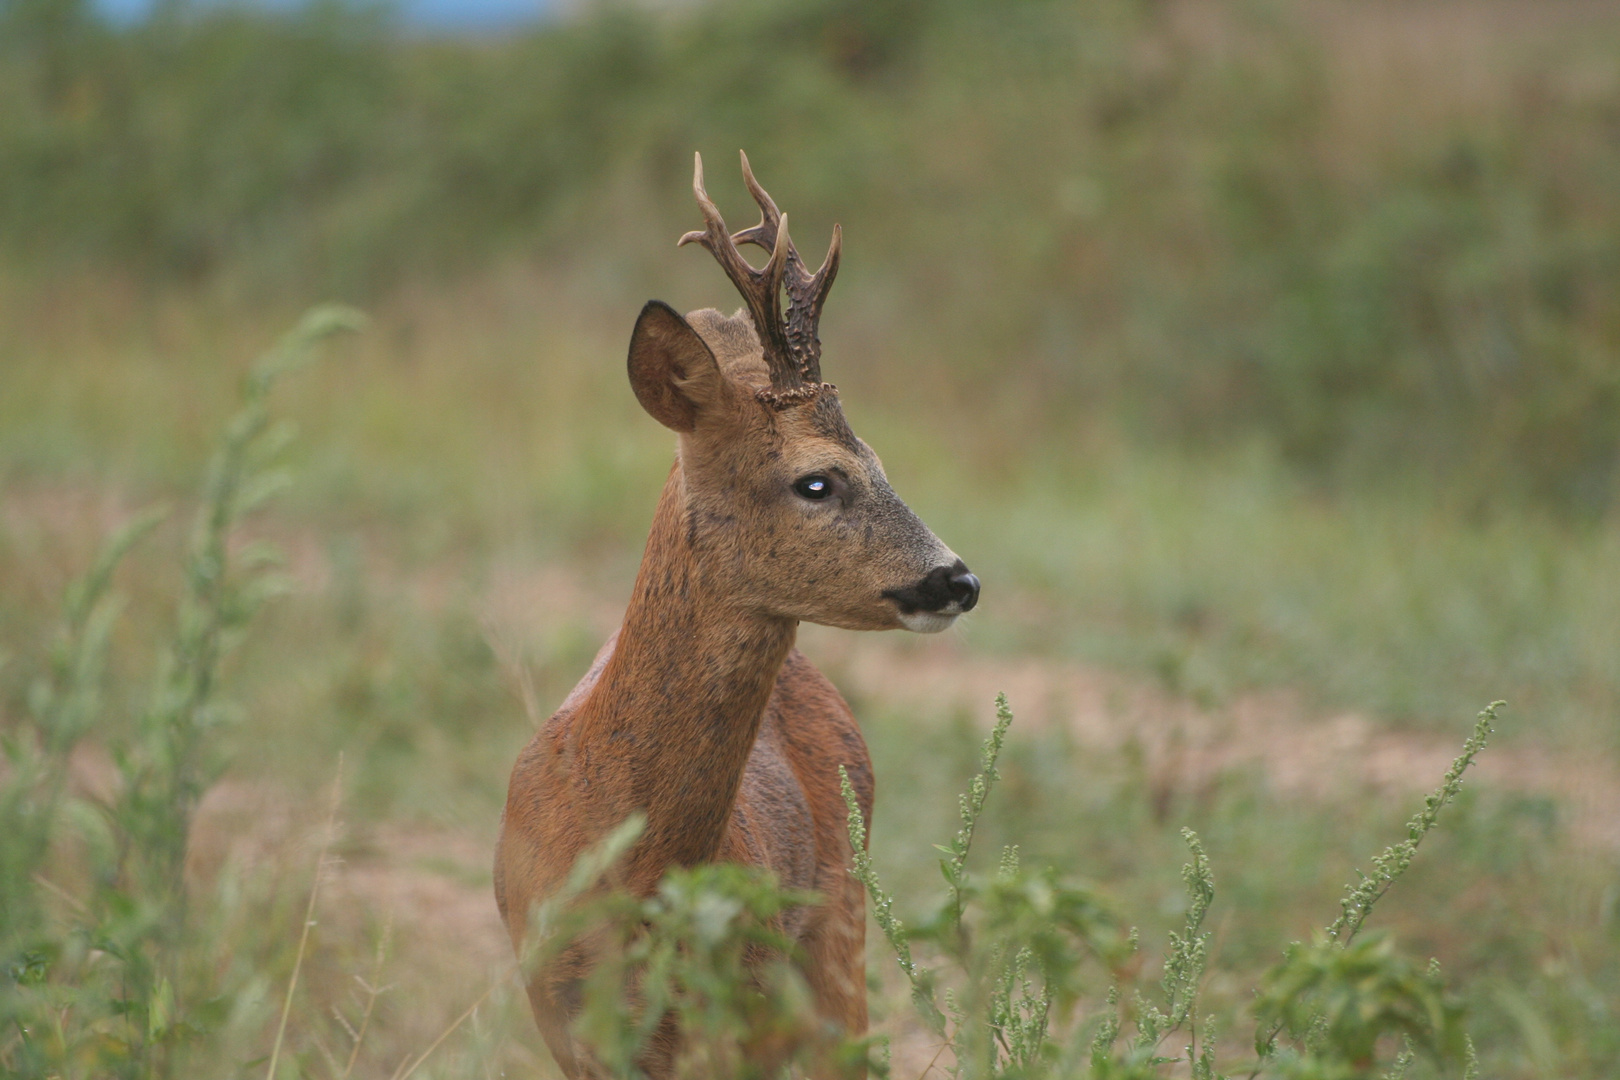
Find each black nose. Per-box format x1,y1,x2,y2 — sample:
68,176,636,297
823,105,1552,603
949,568,980,612
882,559,981,615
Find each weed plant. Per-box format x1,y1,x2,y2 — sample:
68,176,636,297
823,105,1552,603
535,696,1498,1080
0,306,359,1077
835,696,1496,1079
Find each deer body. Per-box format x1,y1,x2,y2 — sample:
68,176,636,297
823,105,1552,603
495,155,978,1078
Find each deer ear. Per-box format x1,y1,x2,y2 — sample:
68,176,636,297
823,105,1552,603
627,301,725,433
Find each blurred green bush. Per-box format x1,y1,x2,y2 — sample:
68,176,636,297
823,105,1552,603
2,0,1618,511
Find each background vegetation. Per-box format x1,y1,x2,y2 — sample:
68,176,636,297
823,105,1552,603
1,0,1617,1076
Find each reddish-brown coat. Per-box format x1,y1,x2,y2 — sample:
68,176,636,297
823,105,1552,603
495,458,876,1078
496,157,971,1079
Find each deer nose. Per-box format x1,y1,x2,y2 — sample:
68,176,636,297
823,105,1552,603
948,566,980,612
882,559,981,616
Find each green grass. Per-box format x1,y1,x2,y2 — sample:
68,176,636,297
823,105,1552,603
4,282,1616,1076
938,447,1620,744
3,0,1620,508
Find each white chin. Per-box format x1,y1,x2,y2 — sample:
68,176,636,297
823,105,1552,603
898,611,959,634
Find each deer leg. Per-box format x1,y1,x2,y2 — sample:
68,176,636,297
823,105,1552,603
524,976,591,1080
797,885,869,1080
527,966,685,1080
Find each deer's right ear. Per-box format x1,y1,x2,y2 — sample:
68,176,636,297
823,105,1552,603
627,300,724,433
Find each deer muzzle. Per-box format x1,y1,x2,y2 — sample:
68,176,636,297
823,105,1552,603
883,559,980,633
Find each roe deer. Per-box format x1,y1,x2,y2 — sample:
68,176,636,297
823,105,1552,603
494,151,979,1078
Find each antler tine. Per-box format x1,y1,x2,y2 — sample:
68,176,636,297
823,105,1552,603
734,151,824,292
733,149,783,252
677,152,795,384
676,151,731,252
735,149,832,299
730,151,844,383
678,150,841,396
805,223,841,324
763,211,792,352
780,222,841,382
739,150,775,210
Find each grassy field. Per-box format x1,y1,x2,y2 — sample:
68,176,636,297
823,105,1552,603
3,1,1620,1077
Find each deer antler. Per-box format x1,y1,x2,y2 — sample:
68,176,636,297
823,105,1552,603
733,152,842,385
679,151,841,405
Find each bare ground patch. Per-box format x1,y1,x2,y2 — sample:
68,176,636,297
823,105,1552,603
805,625,1620,852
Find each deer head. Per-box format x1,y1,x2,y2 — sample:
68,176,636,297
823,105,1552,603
625,151,978,633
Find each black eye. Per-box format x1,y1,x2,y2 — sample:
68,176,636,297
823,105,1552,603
793,474,834,501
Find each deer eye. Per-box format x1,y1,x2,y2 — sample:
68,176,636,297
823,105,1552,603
793,474,835,501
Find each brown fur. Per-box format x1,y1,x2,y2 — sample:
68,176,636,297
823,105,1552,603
495,303,967,1078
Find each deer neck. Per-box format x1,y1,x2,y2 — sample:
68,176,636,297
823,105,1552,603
573,459,796,883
